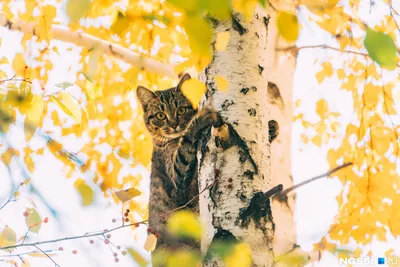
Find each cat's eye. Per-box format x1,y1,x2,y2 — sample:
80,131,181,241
177,107,187,116
155,112,166,120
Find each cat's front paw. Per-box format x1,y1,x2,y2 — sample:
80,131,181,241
198,107,223,128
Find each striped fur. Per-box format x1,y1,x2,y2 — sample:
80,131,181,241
136,74,222,264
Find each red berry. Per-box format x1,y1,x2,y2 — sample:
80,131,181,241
124,218,129,222
155,232,161,238
121,251,127,256
114,258,119,263
147,227,152,233
106,234,111,239
72,250,78,254
104,239,110,245
58,247,64,251
124,213,128,217
117,245,121,250
24,66,28,69
112,218,116,223
43,217,49,223
134,223,139,228
113,252,118,257
104,229,108,232
23,211,29,217
20,182,24,186
41,87,45,91
89,240,94,244
126,209,130,213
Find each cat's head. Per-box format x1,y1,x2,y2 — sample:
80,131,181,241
136,74,197,140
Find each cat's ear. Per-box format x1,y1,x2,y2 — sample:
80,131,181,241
176,73,191,91
136,86,157,106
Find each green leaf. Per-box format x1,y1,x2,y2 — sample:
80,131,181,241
25,208,42,233
183,16,213,56
258,0,266,7
167,210,201,240
55,82,73,89
201,0,231,20
74,179,94,206
66,0,91,22
127,248,148,267
167,0,200,13
364,28,398,70
277,12,299,42
81,71,94,83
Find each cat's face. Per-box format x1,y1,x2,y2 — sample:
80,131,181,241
136,74,197,140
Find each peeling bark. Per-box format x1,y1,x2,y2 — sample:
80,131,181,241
198,7,276,267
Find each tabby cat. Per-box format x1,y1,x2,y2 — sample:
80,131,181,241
136,74,223,264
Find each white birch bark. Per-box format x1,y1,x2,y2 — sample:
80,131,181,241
198,6,275,266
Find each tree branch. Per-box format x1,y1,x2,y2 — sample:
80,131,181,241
274,162,353,201
276,45,400,68
0,13,176,78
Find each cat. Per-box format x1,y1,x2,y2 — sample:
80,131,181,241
136,74,223,265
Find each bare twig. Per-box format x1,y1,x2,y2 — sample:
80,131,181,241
274,162,353,201
264,184,283,199
276,45,400,68
34,245,60,267
0,180,216,251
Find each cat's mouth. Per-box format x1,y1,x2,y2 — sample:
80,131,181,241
162,127,184,138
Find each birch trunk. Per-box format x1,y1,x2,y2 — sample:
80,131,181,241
198,7,275,266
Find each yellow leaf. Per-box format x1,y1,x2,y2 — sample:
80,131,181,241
215,32,230,51
215,75,229,92
166,250,201,267
115,187,141,202
0,226,16,248
127,248,148,267
181,78,206,109
74,179,94,206
232,0,258,21
303,0,339,13
26,95,44,124
315,61,334,83
0,57,8,65
225,243,252,267
25,208,42,233
51,92,82,124
85,81,103,101
110,10,131,36
364,83,380,108
315,99,328,117
144,234,157,252
183,16,213,56
167,210,201,240
277,12,299,42
66,0,91,22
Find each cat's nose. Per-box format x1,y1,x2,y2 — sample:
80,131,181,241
170,122,178,129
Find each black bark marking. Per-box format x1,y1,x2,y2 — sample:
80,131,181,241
240,86,257,95
268,82,285,108
236,192,274,231
232,15,248,35
263,16,270,29
248,108,256,116
243,170,254,180
258,64,264,75
221,99,234,111
268,120,279,143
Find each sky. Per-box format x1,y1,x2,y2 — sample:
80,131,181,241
1,0,400,267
